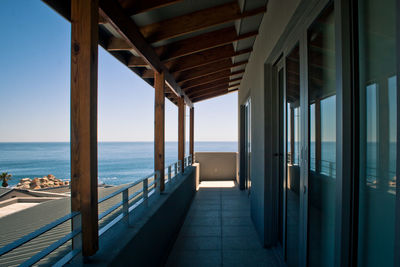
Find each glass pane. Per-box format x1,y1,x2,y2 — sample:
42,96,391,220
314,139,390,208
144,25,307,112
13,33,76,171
358,0,397,265
307,5,336,267
285,44,300,267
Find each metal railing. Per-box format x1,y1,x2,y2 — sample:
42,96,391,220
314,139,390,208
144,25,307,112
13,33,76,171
0,156,195,266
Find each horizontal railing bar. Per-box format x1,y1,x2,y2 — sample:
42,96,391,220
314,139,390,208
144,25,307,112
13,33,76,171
20,229,81,267
99,213,124,236
52,249,81,267
0,211,79,256
98,172,157,204
98,189,143,221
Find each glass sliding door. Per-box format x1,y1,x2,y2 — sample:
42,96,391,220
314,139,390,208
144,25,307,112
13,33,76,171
357,0,397,265
307,5,336,267
285,44,301,267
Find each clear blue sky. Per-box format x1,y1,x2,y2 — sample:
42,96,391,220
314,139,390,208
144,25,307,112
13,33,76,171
0,0,238,142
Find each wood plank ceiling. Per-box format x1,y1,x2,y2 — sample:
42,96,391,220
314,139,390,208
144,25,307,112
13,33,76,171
43,0,267,104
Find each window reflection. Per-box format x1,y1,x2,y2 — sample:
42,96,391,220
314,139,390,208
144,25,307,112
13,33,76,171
357,0,397,265
307,5,336,267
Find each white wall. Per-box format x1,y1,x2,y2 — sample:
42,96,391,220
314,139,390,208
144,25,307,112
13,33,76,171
238,0,301,245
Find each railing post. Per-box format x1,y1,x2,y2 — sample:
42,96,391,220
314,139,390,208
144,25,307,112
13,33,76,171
174,162,178,176
122,188,129,222
143,178,148,207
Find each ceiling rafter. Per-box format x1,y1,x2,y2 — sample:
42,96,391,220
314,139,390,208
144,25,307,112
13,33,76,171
191,87,238,103
166,45,252,73
139,2,266,43
176,60,248,83
180,70,231,88
99,0,193,107
189,83,240,99
117,0,183,16
183,76,242,91
155,27,257,61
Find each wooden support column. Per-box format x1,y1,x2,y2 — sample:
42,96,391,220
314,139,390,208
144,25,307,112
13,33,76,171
178,97,186,173
71,0,99,257
154,71,165,191
190,107,194,159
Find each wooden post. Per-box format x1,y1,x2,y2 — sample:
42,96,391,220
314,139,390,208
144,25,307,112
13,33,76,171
71,0,99,257
190,107,194,160
154,71,165,191
178,97,186,173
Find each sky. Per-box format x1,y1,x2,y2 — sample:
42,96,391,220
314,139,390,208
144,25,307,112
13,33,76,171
0,0,238,142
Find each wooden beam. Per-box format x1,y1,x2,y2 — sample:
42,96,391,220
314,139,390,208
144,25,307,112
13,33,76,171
140,2,266,43
189,84,230,98
184,77,231,92
154,71,165,191
187,80,232,95
107,36,131,51
166,45,252,73
178,98,185,173
176,60,248,83
191,89,229,101
128,56,148,67
190,107,194,158
99,0,193,107
192,88,238,102
118,0,183,16
71,0,99,256
180,70,244,89
155,27,258,61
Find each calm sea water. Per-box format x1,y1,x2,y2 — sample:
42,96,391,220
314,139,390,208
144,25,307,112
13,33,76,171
0,142,237,187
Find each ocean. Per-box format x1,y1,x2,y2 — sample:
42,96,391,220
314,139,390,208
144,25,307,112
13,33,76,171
0,142,237,187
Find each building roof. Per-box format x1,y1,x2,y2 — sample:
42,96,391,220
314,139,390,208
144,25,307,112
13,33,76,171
0,185,130,266
42,0,267,104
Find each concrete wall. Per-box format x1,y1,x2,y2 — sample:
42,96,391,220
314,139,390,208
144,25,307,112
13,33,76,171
194,152,237,181
238,0,301,246
86,166,197,267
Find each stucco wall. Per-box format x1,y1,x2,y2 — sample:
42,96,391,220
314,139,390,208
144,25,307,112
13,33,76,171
238,0,301,246
194,152,238,181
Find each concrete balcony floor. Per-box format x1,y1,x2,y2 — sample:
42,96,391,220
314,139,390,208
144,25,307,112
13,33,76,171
166,181,283,267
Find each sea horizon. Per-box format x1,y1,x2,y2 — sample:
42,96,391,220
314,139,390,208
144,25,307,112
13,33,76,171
0,141,238,187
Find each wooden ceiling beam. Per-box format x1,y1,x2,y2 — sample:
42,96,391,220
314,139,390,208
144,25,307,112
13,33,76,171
180,70,232,88
176,60,248,83
187,81,231,96
140,2,266,43
190,85,230,98
192,88,238,102
166,45,252,73
118,0,183,16
127,56,148,67
99,0,192,107
155,27,258,61
189,83,240,98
